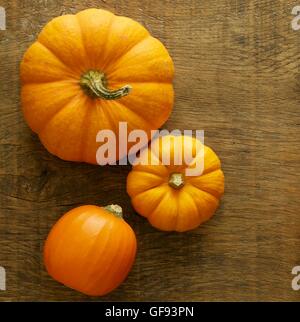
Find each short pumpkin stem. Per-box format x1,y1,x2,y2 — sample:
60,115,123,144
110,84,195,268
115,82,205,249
168,173,185,189
104,204,123,219
80,70,132,100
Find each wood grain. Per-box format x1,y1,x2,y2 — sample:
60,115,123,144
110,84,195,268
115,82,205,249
0,0,300,301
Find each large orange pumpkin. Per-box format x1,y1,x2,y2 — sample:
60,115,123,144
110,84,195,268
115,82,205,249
44,204,137,296
20,8,174,164
127,135,225,232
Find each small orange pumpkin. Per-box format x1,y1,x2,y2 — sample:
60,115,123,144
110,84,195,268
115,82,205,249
127,135,224,232
21,8,174,164
44,204,137,296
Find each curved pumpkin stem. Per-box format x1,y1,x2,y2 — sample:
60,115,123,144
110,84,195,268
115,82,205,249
104,204,123,218
80,70,132,100
168,173,185,189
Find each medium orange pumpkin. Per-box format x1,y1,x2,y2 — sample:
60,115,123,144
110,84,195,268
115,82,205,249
20,8,174,164
44,204,137,296
127,135,225,232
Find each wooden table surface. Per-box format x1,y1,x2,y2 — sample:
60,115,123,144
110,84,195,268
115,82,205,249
0,0,300,302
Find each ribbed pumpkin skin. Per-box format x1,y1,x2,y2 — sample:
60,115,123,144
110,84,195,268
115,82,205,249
44,205,137,296
20,8,174,164
127,135,225,232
